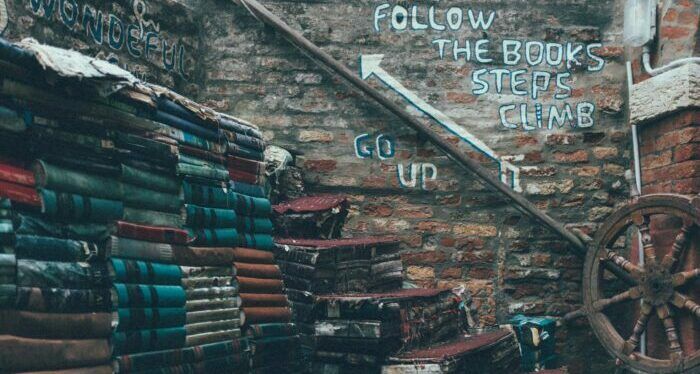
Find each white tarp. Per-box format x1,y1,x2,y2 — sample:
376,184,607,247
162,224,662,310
17,38,137,94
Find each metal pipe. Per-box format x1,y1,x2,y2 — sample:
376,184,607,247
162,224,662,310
642,45,700,76
232,0,638,286
627,62,643,196
627,60,647,355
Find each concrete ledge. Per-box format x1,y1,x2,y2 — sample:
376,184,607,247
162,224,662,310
630,63,700,126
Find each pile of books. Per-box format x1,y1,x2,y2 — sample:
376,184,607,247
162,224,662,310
0,37,274,372
382,329,521,374
312,288,460,373
234,247,298,372
272,195,349,239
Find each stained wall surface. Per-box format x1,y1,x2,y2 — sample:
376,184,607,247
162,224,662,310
1,0,203,93
4,0,686,371
194,1,632,371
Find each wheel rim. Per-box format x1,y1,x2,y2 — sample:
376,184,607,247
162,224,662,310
584,194,700,373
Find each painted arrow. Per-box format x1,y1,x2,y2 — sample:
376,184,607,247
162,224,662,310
360,54,521,192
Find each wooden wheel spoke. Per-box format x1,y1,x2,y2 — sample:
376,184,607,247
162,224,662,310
586,195,700,373
593,287,642,312
623,302,653,355
671,292,700,320
662,223,693,271
604,249,643,278
656,304,683,360
672,268,700,287
633,213,657,265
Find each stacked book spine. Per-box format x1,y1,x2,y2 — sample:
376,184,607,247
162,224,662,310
0,37,274,373
233,247,299,373
274,236,405,333
0,198,113,373
0,152,118,373
311,289,460,373
381,329,521,374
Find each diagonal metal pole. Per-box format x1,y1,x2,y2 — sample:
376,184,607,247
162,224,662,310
233,0,637,286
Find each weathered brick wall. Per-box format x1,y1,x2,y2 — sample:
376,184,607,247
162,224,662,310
634,0,699,195
640,111,700,195
196,0,632,371
657,0,699,66
637,110,700,359
633,0,699,358
1,0,203,95
0,0,658,371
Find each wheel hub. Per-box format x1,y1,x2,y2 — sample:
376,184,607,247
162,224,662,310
641,263,674,306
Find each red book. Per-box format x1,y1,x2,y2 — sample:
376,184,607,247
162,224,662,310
239,293,289,307
0,181,40,206
231,247,275,264
236,276,284,294
234,262,282,279
228,168,262,185
241,307,292,324
272,194,348,215
179,145,226,164
226,155,263,175
0,162,35,187
116,221,190,244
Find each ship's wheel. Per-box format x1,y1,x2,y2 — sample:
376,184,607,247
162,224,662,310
583,194,700,373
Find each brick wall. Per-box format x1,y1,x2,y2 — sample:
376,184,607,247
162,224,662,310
657,0,699,66
5,0,684,371
636,0,699,196
632,0,699,361
196,0,633,371
637,110,699,358
2,0,203,95
640,111,700,195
